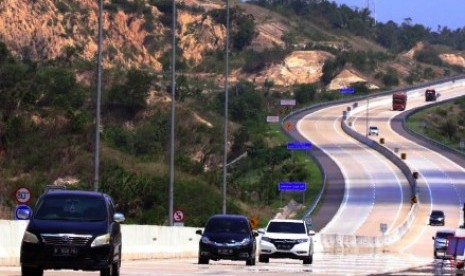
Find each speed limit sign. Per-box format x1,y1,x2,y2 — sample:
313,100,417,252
15,187,32,204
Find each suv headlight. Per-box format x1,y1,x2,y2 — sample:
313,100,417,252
297,238,309,243
91,233,110,247
22,231,39,244
261,236,271,242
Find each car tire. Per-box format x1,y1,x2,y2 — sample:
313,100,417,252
303,255,313,264
21,266,43,276
100,265,113,276
198,257,209,264
434,250,438,258
258,255,269,263
246,257,255,266
112,262,120,276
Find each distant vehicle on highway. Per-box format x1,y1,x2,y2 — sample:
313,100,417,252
425,88,437,101
196,214,257,266
392,91,407,111
258,219,315,264
19,189,125,276
432,229,455,258
429,210,445,226
368,126,379,136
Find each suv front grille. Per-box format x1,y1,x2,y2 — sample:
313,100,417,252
41,233,92,246
270,239,299,250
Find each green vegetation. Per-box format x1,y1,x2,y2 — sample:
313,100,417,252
407,97,465,152
0,41,323,226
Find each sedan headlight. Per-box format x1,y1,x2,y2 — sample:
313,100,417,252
297,238,309,243
200,236,214,245
239,238,251,246
91,233,110,247
22,231,39,244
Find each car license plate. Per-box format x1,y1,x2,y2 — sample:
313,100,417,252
53,247,77,256
218,249,233,255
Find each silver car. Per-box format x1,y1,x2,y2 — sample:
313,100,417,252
432,229,455,258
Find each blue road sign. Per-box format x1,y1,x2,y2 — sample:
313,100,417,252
15,205,32,220
278,182,307,192
339,87,354,94
287,142,312,150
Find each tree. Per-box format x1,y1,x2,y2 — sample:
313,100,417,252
108,68,153,117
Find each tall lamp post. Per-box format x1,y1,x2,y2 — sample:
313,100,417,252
168,0,177,226
222,0,230,215
94,0,104,192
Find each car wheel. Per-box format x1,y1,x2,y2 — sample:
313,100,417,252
258,255,269,263
434,250,438,258
303,255,313,264
100,265,112,276
246,257,255,266
21,266,43,276
198,257,209,264
111,262,120,276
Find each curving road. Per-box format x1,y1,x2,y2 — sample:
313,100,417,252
348,82,465,259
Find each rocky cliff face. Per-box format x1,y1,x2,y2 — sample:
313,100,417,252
1,0,462,90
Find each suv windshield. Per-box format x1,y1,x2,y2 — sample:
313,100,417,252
436,231,454,239
204,217,249,234
34,195,107,221
267,222,306,234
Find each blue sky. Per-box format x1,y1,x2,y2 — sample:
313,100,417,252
332,0,465,31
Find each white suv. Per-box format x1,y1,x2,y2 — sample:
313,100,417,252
368,126,379,136
258,219,315,264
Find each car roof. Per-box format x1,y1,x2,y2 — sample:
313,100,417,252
208,214,249,220
42,189,107,199
436,229,455,234
268,219,304,223
431,210,444,214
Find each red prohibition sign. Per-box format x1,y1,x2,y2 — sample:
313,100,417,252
173,209,184,222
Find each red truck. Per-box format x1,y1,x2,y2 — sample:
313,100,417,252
425,88,437,101
392,92,407,111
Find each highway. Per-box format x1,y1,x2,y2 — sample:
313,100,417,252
0,253,434,276
347,83,465,259
5,81,465,275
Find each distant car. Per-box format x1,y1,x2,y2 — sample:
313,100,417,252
258,219,315,264
368,126,379,136
19,189,125,276
196,214,257,266
432,229,455,258
429,210,445,226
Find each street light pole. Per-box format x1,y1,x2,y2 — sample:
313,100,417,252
222,0,230,214
94,0,103,192
366,97,370,136
168,0,177,226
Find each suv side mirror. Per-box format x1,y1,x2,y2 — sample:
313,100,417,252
308,230,316,236
258,228,265,235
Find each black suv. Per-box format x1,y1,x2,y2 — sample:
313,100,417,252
19,189,125,276
196,214,257,266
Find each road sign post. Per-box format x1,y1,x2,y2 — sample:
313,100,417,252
15,187,32,205
173,209,184,227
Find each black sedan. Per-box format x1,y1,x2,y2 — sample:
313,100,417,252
196,214,257,266
429,210,445,226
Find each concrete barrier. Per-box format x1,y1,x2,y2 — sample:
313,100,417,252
0,220,201,266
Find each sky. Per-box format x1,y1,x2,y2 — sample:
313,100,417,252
332,0,465,31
